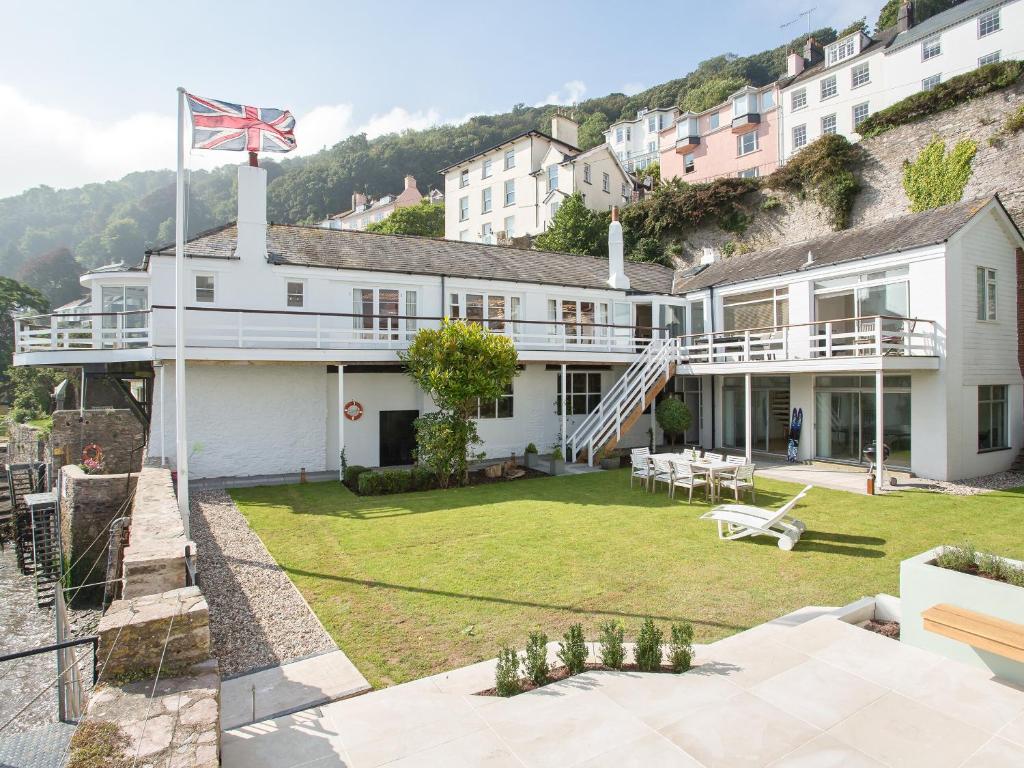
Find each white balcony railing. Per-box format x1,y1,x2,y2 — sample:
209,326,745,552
15,307,665,355
15,311,151,352
677,316,937,364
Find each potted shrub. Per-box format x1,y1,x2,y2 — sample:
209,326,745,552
596,445,619,470
900,543,1024,686
656,397,691,448
524,442,539,469
549,445,565,475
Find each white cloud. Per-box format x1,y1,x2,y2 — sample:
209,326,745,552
537,80,587,107
0,84,449,198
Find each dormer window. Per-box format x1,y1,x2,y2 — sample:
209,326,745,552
676,115,699,140
826,35,857,66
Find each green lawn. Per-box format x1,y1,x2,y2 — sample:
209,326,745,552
230,471,1024,688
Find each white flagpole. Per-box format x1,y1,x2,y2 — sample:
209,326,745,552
174,86,190,536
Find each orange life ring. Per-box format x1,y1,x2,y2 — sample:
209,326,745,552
343,400,364,421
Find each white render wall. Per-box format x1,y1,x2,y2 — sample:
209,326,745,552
604,108,676,166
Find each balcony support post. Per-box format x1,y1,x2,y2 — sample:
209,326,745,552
744,372,753,465
158,362,166,466
875,368,884,490
560,364,568,462
338,364,345,482
875,318,883,356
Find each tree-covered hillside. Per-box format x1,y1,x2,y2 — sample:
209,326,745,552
0,24,842,302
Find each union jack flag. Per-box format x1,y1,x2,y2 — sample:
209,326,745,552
186,93,297,153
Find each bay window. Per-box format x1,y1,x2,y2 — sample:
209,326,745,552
101,285,149,333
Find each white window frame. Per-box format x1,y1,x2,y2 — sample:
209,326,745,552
979,51,1000,66
851,62,870,88
737,168,759,179
449,290,522,335
615,127,624,143
286,279,305,308
482,158,493,178
194,273,216,304
602,172,610,192
547,164,558,192
621,183,628,200
481,187,492,213
821,113,837,135
737,130,758,156
504,149,516,169
503,215,515,238
922,36,941,61
684,153,695,173
458,196,469,221
481,222,493,244
550,201,560,219
921,74,941,91
853,102,870,130
791,89,807,111
977,266,997,321
475,381,514,420
556,371,603,416
826,36,856,66
504,179,515,206
583,163,592,184
459,169,469,188
792,124,807,150
821,75,838,101
709,111,720,129
352,287,418,340
978,9,1000,38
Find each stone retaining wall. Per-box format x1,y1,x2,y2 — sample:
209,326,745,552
59,465,137,598
6,423,47,464
50,409,145,475
122,464,193,599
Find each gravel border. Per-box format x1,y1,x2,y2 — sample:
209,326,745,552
929,470,1024,496
189,489,335,678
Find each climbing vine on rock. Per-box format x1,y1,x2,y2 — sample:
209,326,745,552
765,134,862,230
902,138,978,213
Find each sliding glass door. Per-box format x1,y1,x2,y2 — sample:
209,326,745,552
814,376,911,467
722,376,791,454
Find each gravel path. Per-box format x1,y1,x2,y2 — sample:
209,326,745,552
189,489,336,678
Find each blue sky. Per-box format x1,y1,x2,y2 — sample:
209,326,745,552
0,0,878,197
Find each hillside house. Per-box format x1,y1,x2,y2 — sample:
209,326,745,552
321,175,431,231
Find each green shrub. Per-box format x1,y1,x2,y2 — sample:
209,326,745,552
1003,104,1024,135
668,622,695,673
767,133,862,230
410,465,436,491
524,631,550,686
494,647,522,697
524,442,538,454
344,465,370,488
598,620,625,669
629,237,671,267
558,623,588,675
902,138,977,212
634,618,664,672
935,542,977,572
760,195,781,211
357,469,413,496
551,446,564,461
858,61,1024,139
655,397,691,446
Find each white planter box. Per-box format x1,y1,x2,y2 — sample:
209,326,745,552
900,547,1024,685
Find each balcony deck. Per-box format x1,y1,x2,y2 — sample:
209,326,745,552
14,311,939,371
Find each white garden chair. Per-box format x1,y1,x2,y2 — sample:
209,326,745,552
700,485,811,550
630,451,653,489
704,452,725,463
682,447,702,462
651,456,673,494
725,455,746,466
719,463,756,502
670,459,709,503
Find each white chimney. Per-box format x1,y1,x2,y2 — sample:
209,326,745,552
236,164,268,260
700,247,719,265
787,52,805,77
607,207,630,290
550,114,579,148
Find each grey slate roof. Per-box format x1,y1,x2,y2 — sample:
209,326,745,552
149,225,677,295
887,0,1008,51
781,28,897,89
673,197,1000,294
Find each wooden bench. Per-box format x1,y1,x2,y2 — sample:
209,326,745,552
922,603,1024,663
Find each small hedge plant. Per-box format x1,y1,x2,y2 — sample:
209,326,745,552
524,632,550,686
344,465,370,488
669,622,695,673
936,542,1024,587
355,466,437,496
634,618,664,672
598,620,626,669
557,623,588,674
494,647,522,697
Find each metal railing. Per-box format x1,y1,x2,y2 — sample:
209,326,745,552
676,316,937,364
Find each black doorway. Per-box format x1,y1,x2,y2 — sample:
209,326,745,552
379,410,419,466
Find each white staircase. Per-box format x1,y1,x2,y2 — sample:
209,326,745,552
567,337,679,464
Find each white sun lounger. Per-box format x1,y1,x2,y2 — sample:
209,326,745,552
699,485,812,550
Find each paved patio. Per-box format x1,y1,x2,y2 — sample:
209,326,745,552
221,610,1024,767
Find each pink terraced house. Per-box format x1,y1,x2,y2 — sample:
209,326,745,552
658,84,781,183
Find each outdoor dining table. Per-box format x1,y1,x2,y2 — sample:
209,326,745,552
650,454,738,502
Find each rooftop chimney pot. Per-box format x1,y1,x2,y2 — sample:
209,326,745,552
897,1,915,33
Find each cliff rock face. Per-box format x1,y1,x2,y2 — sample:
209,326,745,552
676,81,1024,266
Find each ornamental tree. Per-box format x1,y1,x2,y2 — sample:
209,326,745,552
366,200,444,237
655,396,692,447
401,319,518,486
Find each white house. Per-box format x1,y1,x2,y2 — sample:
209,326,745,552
778,0,1024,161
603,107,677,173
13,165,1023,483
440,116,633,243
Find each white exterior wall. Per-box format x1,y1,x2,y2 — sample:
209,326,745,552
883,2,1024,106
537,146,631,231
604,108,676,169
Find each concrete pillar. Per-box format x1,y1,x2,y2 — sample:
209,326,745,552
744,372,753,464
158,363,166,466
876,369,884,489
